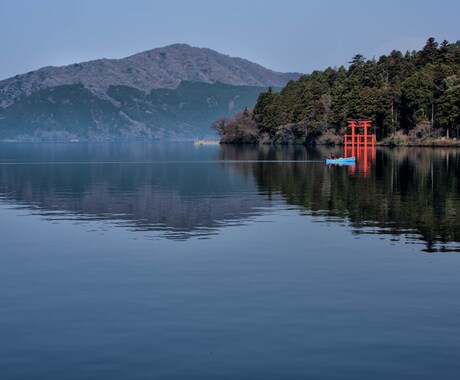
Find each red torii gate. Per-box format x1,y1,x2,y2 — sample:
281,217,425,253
344,119,375,148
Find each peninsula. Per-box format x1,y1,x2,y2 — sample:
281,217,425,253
214,38,460,146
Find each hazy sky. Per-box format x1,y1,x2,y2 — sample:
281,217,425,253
1,0,459,80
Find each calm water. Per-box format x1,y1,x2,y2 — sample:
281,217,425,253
1,142,459,379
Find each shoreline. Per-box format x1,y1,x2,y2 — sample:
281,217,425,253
219,140,460,148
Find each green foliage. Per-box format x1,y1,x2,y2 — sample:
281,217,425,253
0,82,275,141
251,37,460,143
436,82,460,138
0,84,128,140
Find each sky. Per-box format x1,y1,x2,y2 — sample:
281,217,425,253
1,0,459,80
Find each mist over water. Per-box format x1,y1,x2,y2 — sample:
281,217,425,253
1,142,460,379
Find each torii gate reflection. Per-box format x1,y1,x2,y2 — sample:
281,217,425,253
343,119,376,176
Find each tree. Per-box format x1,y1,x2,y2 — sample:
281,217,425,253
253,90,281,135
415,37,440,67
320,94,332,131
401,69,435,130
436,83,460,138
349,54,366,68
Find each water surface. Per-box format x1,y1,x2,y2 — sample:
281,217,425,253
1,143,459,379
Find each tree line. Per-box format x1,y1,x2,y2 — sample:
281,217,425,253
214,38,460,144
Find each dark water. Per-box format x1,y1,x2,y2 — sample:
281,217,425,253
1,142,459,379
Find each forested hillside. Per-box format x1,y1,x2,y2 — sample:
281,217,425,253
0,82,276,141
0,44,298,141
216,38,460,144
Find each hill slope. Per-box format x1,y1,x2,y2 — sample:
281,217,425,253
215,37,460,144
0,44,299,108
0,44,298,140
0,81,278,141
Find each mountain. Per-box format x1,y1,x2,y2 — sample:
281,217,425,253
0,44,300,140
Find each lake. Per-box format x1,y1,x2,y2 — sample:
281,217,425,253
1,142,459,379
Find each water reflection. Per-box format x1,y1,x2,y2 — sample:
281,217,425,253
220,145,460,252
0,143,277,240
0,143,459,250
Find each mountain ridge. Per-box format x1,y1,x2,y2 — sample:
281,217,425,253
0,44,300,108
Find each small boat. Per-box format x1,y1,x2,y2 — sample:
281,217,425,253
325,157,356,164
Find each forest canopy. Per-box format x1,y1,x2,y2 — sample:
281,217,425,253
214,38,460,144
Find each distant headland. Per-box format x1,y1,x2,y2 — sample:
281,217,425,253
214,37,460,147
